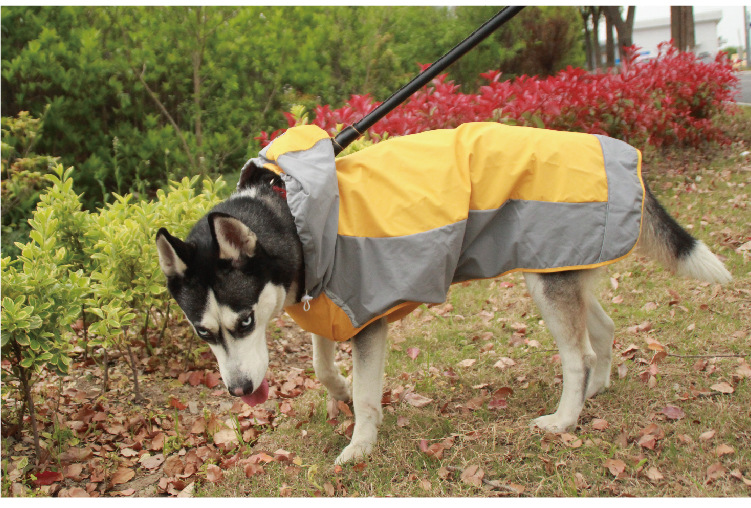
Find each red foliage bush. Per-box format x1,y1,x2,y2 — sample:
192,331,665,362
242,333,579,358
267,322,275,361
259,45,739,149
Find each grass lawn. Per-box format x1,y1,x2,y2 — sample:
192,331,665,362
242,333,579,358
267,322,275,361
3,111,749,499
196,117,751,497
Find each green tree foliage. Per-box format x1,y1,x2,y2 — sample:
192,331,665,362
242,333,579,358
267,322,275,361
1,166,89,458
1,161,226,453
1,110,59,257
2,6,584,213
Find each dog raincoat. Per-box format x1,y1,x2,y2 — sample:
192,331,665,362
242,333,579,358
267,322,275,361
248,123,644,342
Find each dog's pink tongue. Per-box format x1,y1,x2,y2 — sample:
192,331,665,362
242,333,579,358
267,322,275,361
240,378,269,406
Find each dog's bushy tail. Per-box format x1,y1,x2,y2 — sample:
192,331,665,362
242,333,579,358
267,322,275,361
638,184,732,284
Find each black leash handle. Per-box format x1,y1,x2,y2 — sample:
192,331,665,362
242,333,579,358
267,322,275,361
332,6,524,155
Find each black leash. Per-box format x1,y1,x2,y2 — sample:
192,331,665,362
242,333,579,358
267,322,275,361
332,6,524,155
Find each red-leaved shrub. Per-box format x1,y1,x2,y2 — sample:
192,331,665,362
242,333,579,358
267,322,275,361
258,45,739,149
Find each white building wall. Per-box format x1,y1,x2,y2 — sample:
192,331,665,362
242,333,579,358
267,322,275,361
631,10,722,61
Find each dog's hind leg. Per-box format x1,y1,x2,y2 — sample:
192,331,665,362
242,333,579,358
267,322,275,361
584,294,615,399
525,271,596,433
312,334,352,402
335,318,387,465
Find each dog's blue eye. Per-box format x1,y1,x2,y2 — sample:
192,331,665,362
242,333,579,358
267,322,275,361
195,326,211,339
238,314,254,332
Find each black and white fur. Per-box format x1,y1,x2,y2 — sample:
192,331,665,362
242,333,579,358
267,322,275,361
156,162,732,465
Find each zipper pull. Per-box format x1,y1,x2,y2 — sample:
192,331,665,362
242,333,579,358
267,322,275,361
301,293,313,312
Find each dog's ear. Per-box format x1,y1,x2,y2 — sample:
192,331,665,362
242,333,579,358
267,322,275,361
237,160,283,191
156,228,193,278
209,212,258,262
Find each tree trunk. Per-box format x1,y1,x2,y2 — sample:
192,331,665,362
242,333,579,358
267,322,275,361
579,7,594,71
671,6,695,51
12,341,41,461
592,7,603,70
605,15,616,68
125,340,145,403
102,347,110,395
603,6,636,63
193,8,204,157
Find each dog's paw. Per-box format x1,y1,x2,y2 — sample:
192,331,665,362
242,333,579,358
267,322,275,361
334,440,373,465
585,383,608,400
585,374,611,399
329,378,352,403
531,414,575,434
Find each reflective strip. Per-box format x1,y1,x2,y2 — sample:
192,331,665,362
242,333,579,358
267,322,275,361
325,199,637,330
327,223,465,326
595,135,644,262
455,201,608,282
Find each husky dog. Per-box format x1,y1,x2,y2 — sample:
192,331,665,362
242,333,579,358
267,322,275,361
156,124,731,465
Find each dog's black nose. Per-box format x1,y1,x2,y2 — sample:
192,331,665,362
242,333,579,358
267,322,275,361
230,378,254,397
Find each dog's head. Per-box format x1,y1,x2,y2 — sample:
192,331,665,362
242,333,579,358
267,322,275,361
156,209,290,406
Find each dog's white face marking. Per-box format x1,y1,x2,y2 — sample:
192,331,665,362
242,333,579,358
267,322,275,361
197,284,286,395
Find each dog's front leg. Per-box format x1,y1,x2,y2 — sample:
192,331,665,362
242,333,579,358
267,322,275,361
312,334,352,402
335,318,387,465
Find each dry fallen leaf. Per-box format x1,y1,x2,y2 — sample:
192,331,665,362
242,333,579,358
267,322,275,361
460,464,485,487
407,347,420,360
164,456,185,477
177,482,195,498
213,428,239,448
646,466,664,481
699,429,716,441
604,458,627,478
336,400,354,417
110,467,134,486
169,397,188,410
706,462,727,483
592,418,609,430
403,392,433,408
638,434,657,450
60,447,94,462
494,357,516,370
249,452,275,464
661,405,686,420
710,382,734,394
63,463,84,480
204,371,222,388
716,444,735,457
58,487,90,497
33,470,63,486
140,453,165,470
190,417,206,435
244,463,264,478
730,470,751,486
205,464,223,483
457,358,477,368
735,362,751,379
617,363,628,379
